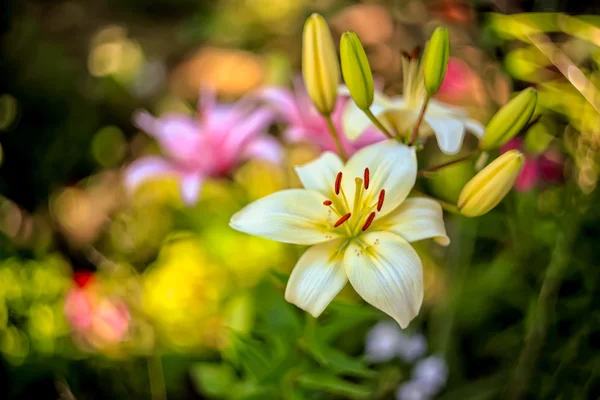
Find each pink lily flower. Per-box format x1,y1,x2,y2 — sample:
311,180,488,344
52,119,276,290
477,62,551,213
64,271,131,349
501,138,564,192
260,80,386,156
125,90,282,205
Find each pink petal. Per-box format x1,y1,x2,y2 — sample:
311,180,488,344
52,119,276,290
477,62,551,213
538,153,564,183
438,58,470,98
180,173,204,206
64,289,93,330
222,108,275,156
198,86,216,117
242,135,283,164
154,116,204,165
124,156,179,194
352,126,388,149
515,158,539,192
500,137,524,153
283,126,312,143
132,110,158,135
259,87,303,125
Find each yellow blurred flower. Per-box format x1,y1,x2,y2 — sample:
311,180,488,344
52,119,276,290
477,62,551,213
142,234,230,349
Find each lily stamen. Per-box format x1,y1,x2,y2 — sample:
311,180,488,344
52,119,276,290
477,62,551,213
335,172,343,195
353,177,364,215
334,212,352,228
364,168,370,189
362,212,376,231
377,189,386,211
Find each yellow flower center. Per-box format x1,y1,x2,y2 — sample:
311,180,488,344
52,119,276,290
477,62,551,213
322,168,386,237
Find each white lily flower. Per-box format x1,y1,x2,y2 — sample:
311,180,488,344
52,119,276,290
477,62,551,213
230,140,449,328
342,57,485,155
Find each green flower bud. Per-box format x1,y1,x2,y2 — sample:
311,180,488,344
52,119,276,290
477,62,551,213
423,27,450,96
479,88,537,151
340,31,374,110
457,150,524,217
302,13,340,115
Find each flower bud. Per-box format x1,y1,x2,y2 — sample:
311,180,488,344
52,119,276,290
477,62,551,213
457,150,525,217
479,88,537,151
302,13,340,115
423,27,450,96
340,31,374,110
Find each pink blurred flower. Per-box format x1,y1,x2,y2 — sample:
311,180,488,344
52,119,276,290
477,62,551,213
64,272,131,349
125,90,282,205
260,80,386,156
501,138,564,192
438,58,470,99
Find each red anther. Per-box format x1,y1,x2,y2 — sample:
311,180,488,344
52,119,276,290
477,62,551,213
364,168,370,189
334,212,352,228
323,200,332,206
362,212,376,231
377,189,386,211
335,172,343,195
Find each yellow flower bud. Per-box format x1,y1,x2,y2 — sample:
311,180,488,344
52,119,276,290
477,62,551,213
457,150,525,217
479,88,537,151
340,31,374,110
423,27,450,96
302,13,340,115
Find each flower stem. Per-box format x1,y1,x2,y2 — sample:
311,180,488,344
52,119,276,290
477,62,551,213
410,189,460,214
408,95,430,147
507,202,582,400
148,354,167,400
418,150,480,177
363,108,396,140
325,114,348,160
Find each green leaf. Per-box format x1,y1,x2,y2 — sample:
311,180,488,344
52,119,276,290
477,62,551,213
317,302,381,343
190,363,237,398
230,381,280,400
303,316,374,378
319,346,375,378
229,333,272,381
297,372,372,398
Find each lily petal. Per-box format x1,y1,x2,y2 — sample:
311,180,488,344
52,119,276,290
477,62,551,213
260,87,303,126
373,197,449,246
342,140,417,218
344,231,423,328
230,189,340,245
134,112,203,164
223,108,275,153
425,116,466,155
341,92,391,140
465,119,485,138
379,108,419,138
295,152,344,197
180,173,204,205
242,135,283,164
124,156,179,194
285,239,348,317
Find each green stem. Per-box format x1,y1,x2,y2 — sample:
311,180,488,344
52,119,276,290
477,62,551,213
507,208,581,400
408,95,430,147
148,354,167,400
418,150,480,177
363,108,396,140
325,114,348,161
431,216,478,360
